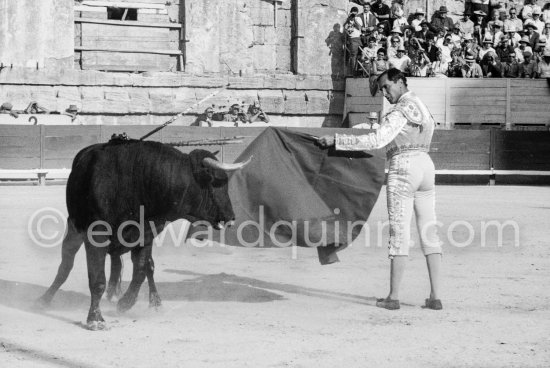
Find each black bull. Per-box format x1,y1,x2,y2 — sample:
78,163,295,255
37,140,250,330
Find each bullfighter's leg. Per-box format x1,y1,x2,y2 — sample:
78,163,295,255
36,218,83,307
84,240,108,330
146,257,161,309
117,246,150,313
106,255,123,302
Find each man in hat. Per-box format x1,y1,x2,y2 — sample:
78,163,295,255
388,46,411,74
536,48,550,78
524,21,541,49
462,33,480,60
479,36,496,60
245,100,270,124
412,21,435,49
431,6,455,34
473,10,489,31
462,54,484,77
224,103,246,126
521,0,542,21
457,11,475,35
515,35,534,60
519,50,537,77
411,8,426,32
504,7,523,33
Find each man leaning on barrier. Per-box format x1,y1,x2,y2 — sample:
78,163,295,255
317,68,443,311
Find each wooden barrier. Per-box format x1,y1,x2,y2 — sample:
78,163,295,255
1,126,549,185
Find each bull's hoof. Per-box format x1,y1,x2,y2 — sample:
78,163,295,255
106,292,119,304
149,293,162,309
86,320,107,331
32,295,52,310
116,295,136,313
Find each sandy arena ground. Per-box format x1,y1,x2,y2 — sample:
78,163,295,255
0,184,549,368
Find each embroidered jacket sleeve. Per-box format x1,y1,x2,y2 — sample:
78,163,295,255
335,109,407,151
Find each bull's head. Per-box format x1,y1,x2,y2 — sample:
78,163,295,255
189,149,252,230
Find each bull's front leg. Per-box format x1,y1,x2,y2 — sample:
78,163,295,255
117,247,150,313
84,241,108,331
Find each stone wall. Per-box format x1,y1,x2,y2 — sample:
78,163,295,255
0,0,74,69
0,69,345,127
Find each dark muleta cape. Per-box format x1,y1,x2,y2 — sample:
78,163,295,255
192,127,385,265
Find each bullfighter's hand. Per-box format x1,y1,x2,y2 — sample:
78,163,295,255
317,135,335,147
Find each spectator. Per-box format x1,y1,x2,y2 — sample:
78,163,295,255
531,9,545,34
242,101,268,124
411,8,426,32
344,7,363,75
516,35,534,61
495,33,513,59
519,50,538,77
424,36,440,62
431,50,449,77
196,107,215,127
473,10,489,32
521,0,541,21
463,33,481,60
371,47,390,76
224,104,246,126
362,36,380,61
448,51,466,77
450,25,463,49
386,26,404,50
504,7,523,32
502,51,521,76
482,52,503,77
543,22,550,44
542,3,550,23
506,27,522,48
537,50,550,78
462,54,484,77
457,11,475,35
488,9,504,31
371,0,391,22
524,21,541,49
479,36,496,60
472,23,485,45
491,22,505,48
373,22,388,44
439,34,455,63
387,35,402,58
359,2,378,45
431,6,455,34
409,51,432,76
392,4,408,31
413,21,435,49
388,46,411,73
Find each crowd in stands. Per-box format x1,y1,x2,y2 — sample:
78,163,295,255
343,0,550,78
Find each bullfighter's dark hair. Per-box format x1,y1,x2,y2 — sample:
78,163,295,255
377,68,408,87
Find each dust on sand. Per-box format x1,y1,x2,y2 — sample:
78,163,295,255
0,185,549,368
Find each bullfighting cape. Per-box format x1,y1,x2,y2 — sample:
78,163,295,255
193,127,385,265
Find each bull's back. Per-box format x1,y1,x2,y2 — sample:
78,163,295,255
67,141,191,232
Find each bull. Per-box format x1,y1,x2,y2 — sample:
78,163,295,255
37,139,250,330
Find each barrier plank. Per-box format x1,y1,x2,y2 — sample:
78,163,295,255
0,125,41,169
43,126,101,168
430,130,491,170
493,131,550,171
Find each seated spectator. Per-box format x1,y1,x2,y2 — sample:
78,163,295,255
376,21,389,38
521,0,541,21
424,35,440,62
523,21,541,49
481,51,503,77
531,9,545,34
413,21,435,49
448,51,466,77
542,22,550,46
450,26,463,49
392,4,408,31
245,101,269,124
543,3,550,23
495,33,514,59
462,54,484,77
224,104,247,126
371,0,390,23
491,22,505,47
409,51,432,76
519,50,538,77
388,47,411,73
195,107,215,127
506,27,522,48
362,36,380,61
439,34,455,63
410,8,426,32
371,47,390,76
487,9,504,32
516,35,534,59
479,36,496,61
502,51,521,77
431,6,455,34
473,10,489,32
431,50,449,77
457,11,475,36
504,7,523,32
387,35,401,58
386,27,404,50
471,0,490,16
462,33,481,60
472,23,485,45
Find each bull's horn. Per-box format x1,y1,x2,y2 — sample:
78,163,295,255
203,156,253,171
